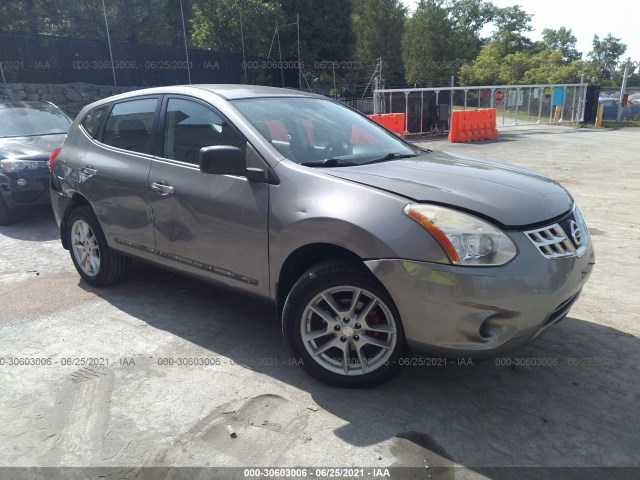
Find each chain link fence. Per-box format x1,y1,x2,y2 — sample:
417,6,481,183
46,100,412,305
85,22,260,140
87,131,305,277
374,84,588,135
599,87,640,121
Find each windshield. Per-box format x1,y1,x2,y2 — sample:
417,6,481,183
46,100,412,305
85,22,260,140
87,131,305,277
231,97,420,166
0,105,72,138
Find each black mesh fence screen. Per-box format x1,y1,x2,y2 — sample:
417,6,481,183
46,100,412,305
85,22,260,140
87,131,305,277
0,32,298,87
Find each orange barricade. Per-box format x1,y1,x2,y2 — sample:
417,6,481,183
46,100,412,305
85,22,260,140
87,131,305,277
448,108,498,143
367,113,406,138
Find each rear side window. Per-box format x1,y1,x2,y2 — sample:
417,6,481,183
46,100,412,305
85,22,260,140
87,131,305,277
81,105,109,139
163,98,246,164
102,98,157,154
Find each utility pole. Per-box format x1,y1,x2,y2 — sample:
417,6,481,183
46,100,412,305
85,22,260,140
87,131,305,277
100,0,117,86
240,12,247,83
276,18,284,87
617,57,631,121
297,14,302,90
332,63,337,99
179,0,191,85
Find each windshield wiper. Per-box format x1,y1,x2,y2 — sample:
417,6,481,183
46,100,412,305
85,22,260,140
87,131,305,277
360,152,420,165
300,158,359,168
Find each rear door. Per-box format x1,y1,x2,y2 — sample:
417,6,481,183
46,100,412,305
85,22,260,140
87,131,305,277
148,96,270,296
79,97,160,259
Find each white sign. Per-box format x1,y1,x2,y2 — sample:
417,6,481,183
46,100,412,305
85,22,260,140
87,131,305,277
508,90,524,107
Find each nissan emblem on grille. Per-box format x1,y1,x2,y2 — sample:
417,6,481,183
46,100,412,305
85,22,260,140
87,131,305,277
569,220,582,247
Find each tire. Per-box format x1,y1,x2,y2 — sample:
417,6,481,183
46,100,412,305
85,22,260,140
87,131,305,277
67,206,131,287
282,260,406,388
0,197,18,225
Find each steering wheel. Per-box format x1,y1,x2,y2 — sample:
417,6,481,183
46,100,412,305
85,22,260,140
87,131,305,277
323,139,351,158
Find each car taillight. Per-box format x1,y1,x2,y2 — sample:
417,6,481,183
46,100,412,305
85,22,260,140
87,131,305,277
49,147,62,172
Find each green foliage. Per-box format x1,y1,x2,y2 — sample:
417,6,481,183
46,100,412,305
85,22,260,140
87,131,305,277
0,0,195,45
402,0,460,85
352,0,406,81
588,34,627,83
490,5,533,57
460,44,598,86
0,0,634,88
445,0,495,61
277,0,355,63
446,0,495,36
542,27,581,62
190,0,282,56
0,0,194,45
459,42,503,85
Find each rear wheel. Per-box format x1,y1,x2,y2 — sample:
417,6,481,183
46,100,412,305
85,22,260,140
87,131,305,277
0,197,18,225
282,260,405,388
67,206,130,286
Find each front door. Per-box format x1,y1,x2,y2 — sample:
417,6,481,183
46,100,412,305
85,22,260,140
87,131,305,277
148,97,270,296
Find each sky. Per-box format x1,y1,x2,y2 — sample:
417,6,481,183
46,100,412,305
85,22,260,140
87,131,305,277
401,0,639,65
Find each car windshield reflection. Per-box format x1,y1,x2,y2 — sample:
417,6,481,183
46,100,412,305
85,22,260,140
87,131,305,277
231,97,420,166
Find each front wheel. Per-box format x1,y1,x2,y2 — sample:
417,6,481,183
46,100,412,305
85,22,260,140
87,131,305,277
282,260,405,388
67,206,131,286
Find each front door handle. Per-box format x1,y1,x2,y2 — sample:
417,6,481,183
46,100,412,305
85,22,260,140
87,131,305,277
149,182,175,196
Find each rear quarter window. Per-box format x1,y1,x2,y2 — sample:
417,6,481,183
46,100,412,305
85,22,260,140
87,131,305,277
80,105,109,139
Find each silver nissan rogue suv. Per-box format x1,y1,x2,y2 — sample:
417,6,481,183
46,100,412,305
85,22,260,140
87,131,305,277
50,85,595,387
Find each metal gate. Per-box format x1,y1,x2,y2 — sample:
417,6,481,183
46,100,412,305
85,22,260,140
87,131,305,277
373,83,588,135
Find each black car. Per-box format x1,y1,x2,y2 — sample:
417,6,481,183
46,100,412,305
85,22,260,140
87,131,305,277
0,101,72,225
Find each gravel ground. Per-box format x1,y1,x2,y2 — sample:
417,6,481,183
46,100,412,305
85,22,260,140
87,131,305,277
0,125,638,478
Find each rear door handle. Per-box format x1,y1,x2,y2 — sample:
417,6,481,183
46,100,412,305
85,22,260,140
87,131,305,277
149,182,175,196
80,166,97,177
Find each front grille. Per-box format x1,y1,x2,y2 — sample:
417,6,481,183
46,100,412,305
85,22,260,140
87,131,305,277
525,223,576,259
525,206,589,260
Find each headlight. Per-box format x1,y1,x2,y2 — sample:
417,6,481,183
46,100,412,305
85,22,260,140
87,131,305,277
0,159,47,173
404,204,517,266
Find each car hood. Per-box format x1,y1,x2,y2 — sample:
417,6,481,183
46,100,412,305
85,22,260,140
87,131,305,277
0,134,66,161
324,151,572,227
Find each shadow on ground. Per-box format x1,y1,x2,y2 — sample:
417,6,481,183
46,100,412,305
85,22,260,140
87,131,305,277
80,262,640,473
0,206,58,242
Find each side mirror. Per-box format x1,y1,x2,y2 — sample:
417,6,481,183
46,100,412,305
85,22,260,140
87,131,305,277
199,146,246,176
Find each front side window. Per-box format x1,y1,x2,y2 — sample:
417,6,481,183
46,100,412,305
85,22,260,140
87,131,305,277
163,98,246,165
102,98,157,154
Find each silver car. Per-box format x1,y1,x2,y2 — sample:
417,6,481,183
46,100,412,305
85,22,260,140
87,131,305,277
50,85,595,387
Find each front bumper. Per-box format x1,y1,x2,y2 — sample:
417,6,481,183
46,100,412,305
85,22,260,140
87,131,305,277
365,233,595,358
0,170,51,208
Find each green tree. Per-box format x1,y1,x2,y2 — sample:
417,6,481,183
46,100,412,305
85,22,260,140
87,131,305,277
460,43,594,85
402,0,458,85
190,0,282,56
352,0,407,81
541,27,581,62
446,0,495,36
0,0,195,45
445,0,495,60
103,0,196,45
490,5,532,56
0,0,41,34
588,33,627,83
277,0,354,63
458,42,505,85
523,50,596,84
